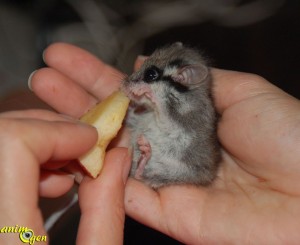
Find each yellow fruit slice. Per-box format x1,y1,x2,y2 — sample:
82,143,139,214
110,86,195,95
78,91,130,178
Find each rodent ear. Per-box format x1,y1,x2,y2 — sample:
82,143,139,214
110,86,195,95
175,65,208,87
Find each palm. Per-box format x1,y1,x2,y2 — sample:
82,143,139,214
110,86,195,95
32,43,300,244
125,71,300,244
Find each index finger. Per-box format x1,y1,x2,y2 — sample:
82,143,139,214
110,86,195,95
43,43,125,99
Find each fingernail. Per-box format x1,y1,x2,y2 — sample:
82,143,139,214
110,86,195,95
28,70,37,91
67,174,76,180
122,149,132,184
74,172,84,184
42,49,46,64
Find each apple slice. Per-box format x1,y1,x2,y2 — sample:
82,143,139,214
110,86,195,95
78,91,130,178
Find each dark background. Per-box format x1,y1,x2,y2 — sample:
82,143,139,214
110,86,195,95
0,0,299,101
0,0,298,244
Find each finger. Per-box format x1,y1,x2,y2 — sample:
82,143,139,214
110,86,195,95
134,55,148,71
77,148,131,245
108,126,131,148
211,68,288,114
0,109,74,121
1,118,97,163
0,111,99,168
39,170,75,197
61,161,86,184
43,43,125,100
30,68,98,118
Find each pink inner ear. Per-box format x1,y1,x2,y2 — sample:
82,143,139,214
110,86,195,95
177,65,208,86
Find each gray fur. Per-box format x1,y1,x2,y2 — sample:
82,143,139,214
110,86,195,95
121,43,220,188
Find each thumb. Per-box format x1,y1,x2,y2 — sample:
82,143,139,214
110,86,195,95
77,148,131,245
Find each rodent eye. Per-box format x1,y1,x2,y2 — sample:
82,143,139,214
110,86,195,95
144,66,161,82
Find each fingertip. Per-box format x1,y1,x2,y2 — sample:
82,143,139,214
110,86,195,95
134,55,148,71
102,147,132,184
78,147,131,210
28,67,57,93
39,171,75,198
75,121,98,145
28,67,66,108
43,42,73,65
42,42,59,64
28,67,52,93
41,120,98,163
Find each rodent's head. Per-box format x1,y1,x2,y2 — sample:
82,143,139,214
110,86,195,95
122,43,210,112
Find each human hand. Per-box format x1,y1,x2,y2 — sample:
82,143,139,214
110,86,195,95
0,109,131,245
30,43,300,244
125,68,300,244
